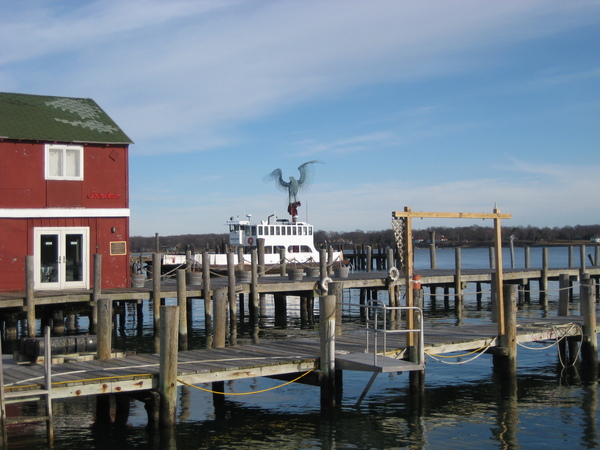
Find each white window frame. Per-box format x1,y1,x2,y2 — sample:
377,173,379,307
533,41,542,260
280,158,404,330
45,144,84,181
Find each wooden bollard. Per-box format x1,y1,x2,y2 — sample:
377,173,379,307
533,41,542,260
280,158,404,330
25,255,36,337
97,298,113,360
176,269,188,351
159,305,179,427
366,246,372,272
320,294,336,411
580,275,598,366
213,287,228,348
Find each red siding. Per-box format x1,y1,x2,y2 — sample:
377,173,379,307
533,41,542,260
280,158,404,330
0,140,131,291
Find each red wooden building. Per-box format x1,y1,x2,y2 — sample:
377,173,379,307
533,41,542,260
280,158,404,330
0,92,133,291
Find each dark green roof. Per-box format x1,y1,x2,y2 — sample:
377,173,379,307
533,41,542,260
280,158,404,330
0,92,133,144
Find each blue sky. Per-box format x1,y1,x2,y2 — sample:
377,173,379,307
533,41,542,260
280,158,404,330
2,0,599,236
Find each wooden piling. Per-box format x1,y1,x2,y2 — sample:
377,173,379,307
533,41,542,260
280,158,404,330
580,275,598,366
330,281,343,336
493,284,517,377
97,298,112,360
366,246,372,272
540,248,548,306
558,274,570,316
91,253,101,333
159,305,179,427
320,249,327,280
176,269,188,351
25,255,36,338
319,294,336,411
213,287,228,348
454,248,463,312
429,231,437,269
227,252,236,325
152,252,162,333
250,249,259,320
202,251,213,338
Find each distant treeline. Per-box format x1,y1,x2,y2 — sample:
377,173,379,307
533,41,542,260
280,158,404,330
130,224,600,253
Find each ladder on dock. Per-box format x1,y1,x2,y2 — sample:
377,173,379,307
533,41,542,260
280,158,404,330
0,326,53,446
336,302,424,407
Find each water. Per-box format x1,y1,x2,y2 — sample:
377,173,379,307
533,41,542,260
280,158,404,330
6,247,600,448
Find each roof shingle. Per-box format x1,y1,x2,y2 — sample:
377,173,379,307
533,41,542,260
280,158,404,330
0,92,133,144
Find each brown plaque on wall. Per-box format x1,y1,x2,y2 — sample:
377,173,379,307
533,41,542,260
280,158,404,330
110,241,127,255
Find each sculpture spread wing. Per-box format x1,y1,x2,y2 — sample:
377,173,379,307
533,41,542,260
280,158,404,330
297,160,322,188
263,168,290,189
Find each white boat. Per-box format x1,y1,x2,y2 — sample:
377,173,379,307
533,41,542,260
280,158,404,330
161,214,343,270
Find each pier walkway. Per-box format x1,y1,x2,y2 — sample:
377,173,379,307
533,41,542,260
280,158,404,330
1,316,589,401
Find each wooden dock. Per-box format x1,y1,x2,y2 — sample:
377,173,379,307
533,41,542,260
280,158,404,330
0,316,590,400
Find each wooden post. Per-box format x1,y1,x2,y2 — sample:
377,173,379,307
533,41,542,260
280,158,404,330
409,289,425,394
202,251,213,338
328,247,334,276
154,233,160,253
330,281,343,336
176,269,188,351
97,298,112,360
319,248,327,280
366,246,372,272
227,252,236,326
558,274,570,316
250,248,259,321
320,294,336,411
279,247,287,276
540,247,548,307
493,209,505,337
429,231,437,269
387,248,395,273
489,246,495,269
524,246,530,268
580,275,598,366
25,255,36,337
213,287,228,348
159,305,179,427
493,284,517,377
580,245,587,274
558,273,570,362
91,253,102,334
257,238,265,276
454,248,463,312
152,252,162,333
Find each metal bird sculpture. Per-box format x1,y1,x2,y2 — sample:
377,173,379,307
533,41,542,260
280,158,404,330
264,160,323,219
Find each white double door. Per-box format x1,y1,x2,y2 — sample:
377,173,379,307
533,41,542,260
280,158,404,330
34,227,89,289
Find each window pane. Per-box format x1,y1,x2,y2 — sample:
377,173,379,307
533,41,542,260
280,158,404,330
48,149,63,177
65,149,81,177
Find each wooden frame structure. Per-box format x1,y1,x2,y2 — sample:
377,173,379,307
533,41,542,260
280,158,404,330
392,207,512,337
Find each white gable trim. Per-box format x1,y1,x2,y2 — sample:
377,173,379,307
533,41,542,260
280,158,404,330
0,208,130,218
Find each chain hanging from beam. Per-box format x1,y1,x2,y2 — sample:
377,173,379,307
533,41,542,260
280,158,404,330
392,217,406,272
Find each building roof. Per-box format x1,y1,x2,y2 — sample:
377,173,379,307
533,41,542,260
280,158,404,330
0,92,133,144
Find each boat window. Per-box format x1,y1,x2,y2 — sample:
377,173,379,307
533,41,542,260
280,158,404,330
292,227,297,235
300,245,311,253
230,225,239,232
288,227,292,235
258,226,263,235
251,226,256,235
276,226,280,236
274,245,285,253
288,246,300,253
244,226,251,236
308,227,313,236
264,246,272,254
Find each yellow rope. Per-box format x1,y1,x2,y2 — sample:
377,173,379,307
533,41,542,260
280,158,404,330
177,367,315,396
426,343,492,358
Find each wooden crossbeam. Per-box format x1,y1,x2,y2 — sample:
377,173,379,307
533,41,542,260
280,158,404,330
392,211,511,220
